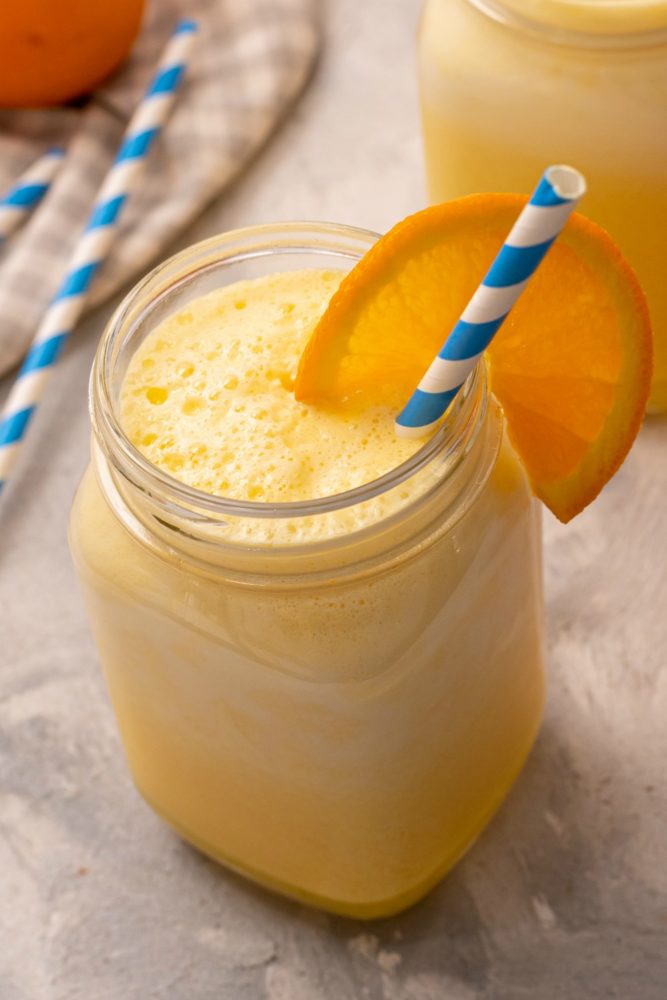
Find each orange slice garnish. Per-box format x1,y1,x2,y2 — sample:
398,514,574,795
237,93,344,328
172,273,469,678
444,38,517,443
294,195,652,523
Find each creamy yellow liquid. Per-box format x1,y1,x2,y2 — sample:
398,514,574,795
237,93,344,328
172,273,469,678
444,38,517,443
70,269,544,917
418,0,667,410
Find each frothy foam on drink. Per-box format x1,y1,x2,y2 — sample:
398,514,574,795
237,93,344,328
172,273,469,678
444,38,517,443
121,270,423,504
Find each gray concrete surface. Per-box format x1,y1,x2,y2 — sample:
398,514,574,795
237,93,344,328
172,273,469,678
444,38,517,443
2,1,666,997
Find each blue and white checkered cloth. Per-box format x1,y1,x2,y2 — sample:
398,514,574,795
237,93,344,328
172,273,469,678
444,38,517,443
0,0,319,376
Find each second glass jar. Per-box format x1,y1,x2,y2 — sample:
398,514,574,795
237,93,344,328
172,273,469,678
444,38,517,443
418,0,667,410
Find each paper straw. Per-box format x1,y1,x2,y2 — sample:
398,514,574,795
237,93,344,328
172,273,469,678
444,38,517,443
0,148,65,242
0,18,198,495
395,165,587,438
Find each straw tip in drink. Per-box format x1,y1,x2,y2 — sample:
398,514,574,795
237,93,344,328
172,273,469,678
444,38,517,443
394,418,439,440
546,165,587,202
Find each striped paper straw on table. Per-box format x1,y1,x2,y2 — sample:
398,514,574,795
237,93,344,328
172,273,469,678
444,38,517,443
0,18,198,495
0,148,65,242
395,165,587,438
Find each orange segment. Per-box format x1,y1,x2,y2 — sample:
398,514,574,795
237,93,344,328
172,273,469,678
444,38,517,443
294,195,652,523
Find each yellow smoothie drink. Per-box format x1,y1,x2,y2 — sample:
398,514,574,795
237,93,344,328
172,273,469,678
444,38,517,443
69,226,544,918
418,0,667,410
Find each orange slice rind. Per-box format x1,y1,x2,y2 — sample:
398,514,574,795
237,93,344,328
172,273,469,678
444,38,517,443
294,195,652,523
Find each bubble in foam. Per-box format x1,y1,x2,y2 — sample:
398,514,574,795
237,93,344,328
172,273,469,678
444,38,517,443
182,397,204,415
146,387,168,405
164,454,185,473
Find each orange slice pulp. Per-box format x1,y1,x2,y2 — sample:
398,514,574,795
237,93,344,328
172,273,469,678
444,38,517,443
294,196,652,522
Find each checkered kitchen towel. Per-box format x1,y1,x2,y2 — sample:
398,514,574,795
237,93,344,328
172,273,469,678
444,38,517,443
0,0,320,376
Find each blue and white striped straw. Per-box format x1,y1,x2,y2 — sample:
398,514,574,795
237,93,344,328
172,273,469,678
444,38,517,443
0,148,65,242
395,165,587,438
0,18,198,495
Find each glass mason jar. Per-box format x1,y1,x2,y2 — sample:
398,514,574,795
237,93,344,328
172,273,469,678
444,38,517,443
418,0,667,411
69,223,544,919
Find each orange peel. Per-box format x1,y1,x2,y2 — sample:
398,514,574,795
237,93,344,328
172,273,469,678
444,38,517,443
295,195,652,522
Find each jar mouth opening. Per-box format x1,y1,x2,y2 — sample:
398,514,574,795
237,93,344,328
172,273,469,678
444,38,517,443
91,222,486,523
468,0,667,45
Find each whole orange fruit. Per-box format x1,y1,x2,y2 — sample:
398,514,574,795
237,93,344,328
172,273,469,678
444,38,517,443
0,0,146,107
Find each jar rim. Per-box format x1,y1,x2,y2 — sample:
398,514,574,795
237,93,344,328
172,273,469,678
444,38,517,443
91,221,487,525
466,0,667,46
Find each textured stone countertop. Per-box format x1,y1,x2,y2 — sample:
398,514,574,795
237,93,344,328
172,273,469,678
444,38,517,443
2,2,666,998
